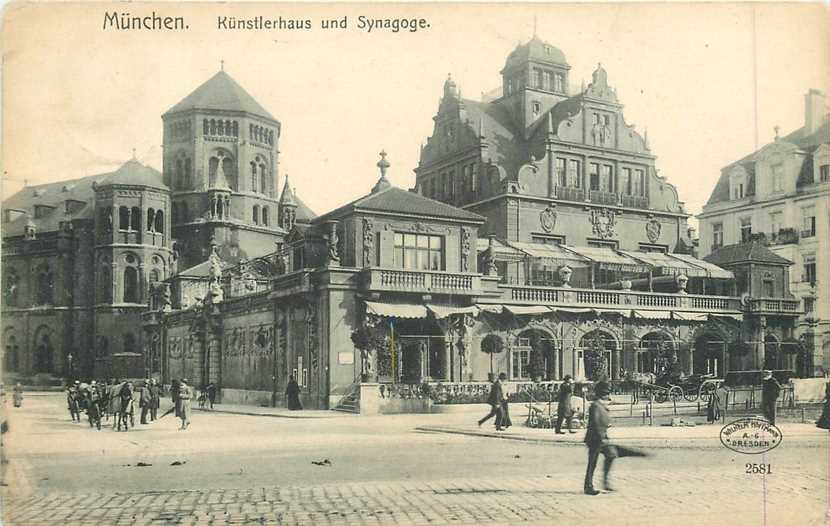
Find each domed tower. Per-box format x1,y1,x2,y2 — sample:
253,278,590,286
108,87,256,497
92,159,171,376
162,66,283,270
499,36,571,129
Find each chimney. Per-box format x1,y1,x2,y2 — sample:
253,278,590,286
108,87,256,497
804,89,826,135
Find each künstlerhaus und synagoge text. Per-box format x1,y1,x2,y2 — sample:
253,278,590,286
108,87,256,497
2,36,815,412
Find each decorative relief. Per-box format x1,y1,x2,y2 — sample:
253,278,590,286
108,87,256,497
589,208,618,239
460,227,472,272
384,222,450,235
362,218,374,267
539,204,557,233
645,217,662,244
169,337,183,358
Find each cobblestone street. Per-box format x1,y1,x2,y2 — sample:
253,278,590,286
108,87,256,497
2,394,828,526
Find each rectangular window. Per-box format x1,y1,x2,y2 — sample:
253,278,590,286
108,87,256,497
620,168,631,195
762,280,774,298
554,73,564,93
740,217,752,243
712,222,724,250
543,71,553,91
568,160,581,188
512,348,531,380
556,158,566,186
600,165,613,192
804,255,817,286
394,233,444,271
821,164,829,182
532,101,541,115
633,169,645,196
801,206,816,237
589,163,600,191
533,68,542,88
805,297,815,315
772,165,784,192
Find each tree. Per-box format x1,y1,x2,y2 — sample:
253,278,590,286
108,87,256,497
480,334,504,376
527,332,546,381
583,335,608,381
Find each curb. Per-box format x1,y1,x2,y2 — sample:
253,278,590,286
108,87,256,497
205,408,355,419
415,426,829,449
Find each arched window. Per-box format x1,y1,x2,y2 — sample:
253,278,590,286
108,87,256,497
4,269,19,307
184,158,192,188
203,119,209,135
154,210,164,233
210,119,216,135
218,120,225,136
119,206,130,230
35,264,54,305
253,205,260,225
232,121,239,137
262,206,269,226
34,330,53,373
5,333,18,371
123,267,139,303
149,268,160,284
130,207,141,231
260,163,268,195
250,162,258,192
123,332,136,354
147,208,156,232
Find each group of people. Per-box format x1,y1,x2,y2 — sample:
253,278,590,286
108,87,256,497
65,378,163,431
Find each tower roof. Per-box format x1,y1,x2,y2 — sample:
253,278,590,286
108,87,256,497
98,159,166,190
502,36,569,72
163,70,277,122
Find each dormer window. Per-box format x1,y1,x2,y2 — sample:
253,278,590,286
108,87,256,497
729,167,748,200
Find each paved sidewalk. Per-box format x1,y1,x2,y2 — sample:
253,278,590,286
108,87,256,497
196,403,356,419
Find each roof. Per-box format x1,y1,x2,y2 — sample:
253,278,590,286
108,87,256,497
503,36,569,71
703,241,793,267
316,183,485,224
163,70,277,121
458,98,521,170
705,110,830,206
2,160,161,237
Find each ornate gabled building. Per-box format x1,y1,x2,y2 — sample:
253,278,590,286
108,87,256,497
698,89,830,375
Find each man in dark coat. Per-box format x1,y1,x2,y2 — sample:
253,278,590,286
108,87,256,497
494,373,511,431
171,379,181,418
478,373,504,429
149,379,161,421
761,370,781,425
139,379,152,424
555,375,575,434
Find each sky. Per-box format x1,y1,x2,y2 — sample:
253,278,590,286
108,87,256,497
2,2,829,226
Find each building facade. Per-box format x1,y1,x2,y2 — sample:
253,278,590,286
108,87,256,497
2,38,806,412
698,89,829,375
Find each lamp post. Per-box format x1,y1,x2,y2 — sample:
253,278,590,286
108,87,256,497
67,353,74,381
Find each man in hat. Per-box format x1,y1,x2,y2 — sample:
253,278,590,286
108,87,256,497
761,370,781,425
555,375,576,434
478,372,505,429
67,381,81,422
584,380,616,495
139,379,152,424
178,378,193,430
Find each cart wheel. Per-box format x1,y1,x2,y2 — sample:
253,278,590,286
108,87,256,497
669,386,683,402
699,381,717,402
654,390,668,403
683,387,699,402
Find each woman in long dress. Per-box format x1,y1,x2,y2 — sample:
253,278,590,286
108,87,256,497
286,375,302,410
816,382,830,431
178,379,192,429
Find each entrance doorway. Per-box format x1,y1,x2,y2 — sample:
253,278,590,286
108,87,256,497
693,334,725,377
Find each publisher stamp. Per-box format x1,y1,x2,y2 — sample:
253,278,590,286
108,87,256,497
720,417,783,455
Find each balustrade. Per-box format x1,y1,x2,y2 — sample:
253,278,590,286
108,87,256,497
364,268,480,295
589,190,618,206
576,290,620,305
621,194,649,209
557,186,585,202
635,293,678,308
512,287,559,302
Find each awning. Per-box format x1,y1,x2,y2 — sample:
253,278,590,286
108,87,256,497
561,245,650,273
672,311,710,321
666,253,734,279
476,304,504,314
365,301,428,319
476,237,526,261
504,305,553,315
552,307,597,315
506,241,590,267
427,304,479,319
711,313,743,322
632,310,672,319
619,250,708,278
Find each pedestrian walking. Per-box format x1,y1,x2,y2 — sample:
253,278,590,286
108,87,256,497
495,373,511,431
139,379,152,424
555,375,576,434
12,383,23,408
816,382,830,431
86,383,102,430
149,379,161,421
171,378,181,418
761,370,781,425
583,381,649,495
285,376,302,410
67,382,81,422
477,373,503,429
178,378,192,430
117,381,134,431
205,383,217,410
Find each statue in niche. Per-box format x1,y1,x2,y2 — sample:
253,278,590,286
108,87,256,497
558,265,573,287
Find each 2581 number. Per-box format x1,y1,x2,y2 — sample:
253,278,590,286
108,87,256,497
745,463,772,474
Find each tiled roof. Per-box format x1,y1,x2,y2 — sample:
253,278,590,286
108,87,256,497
460,99,520,170
703,241,793,267
705,112,829,206
99,159,166,189
316,184,485,224
503,36,568,71
163,70,277,121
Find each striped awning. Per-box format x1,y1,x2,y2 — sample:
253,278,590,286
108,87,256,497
667,253,734,279
365,301,428,319
476,304,504,314
504,305,553,315
476,237,526,261
426,304,479,319
561,245,650,273
619,250,708,278
506,241,590,267
631,310,673,320
672,311,710,321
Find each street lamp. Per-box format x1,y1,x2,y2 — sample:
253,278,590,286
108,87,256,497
67,353,74,381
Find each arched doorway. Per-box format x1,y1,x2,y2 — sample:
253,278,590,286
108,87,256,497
4,330,19,372
516,329,559,381
579,330,616,381
33,327,54,373
693,334,725,377
638,332,675,376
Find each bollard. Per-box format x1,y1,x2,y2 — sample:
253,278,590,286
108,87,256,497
697,401,700,414
649,403,653,426
673,397,677,415
642,411,646,425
